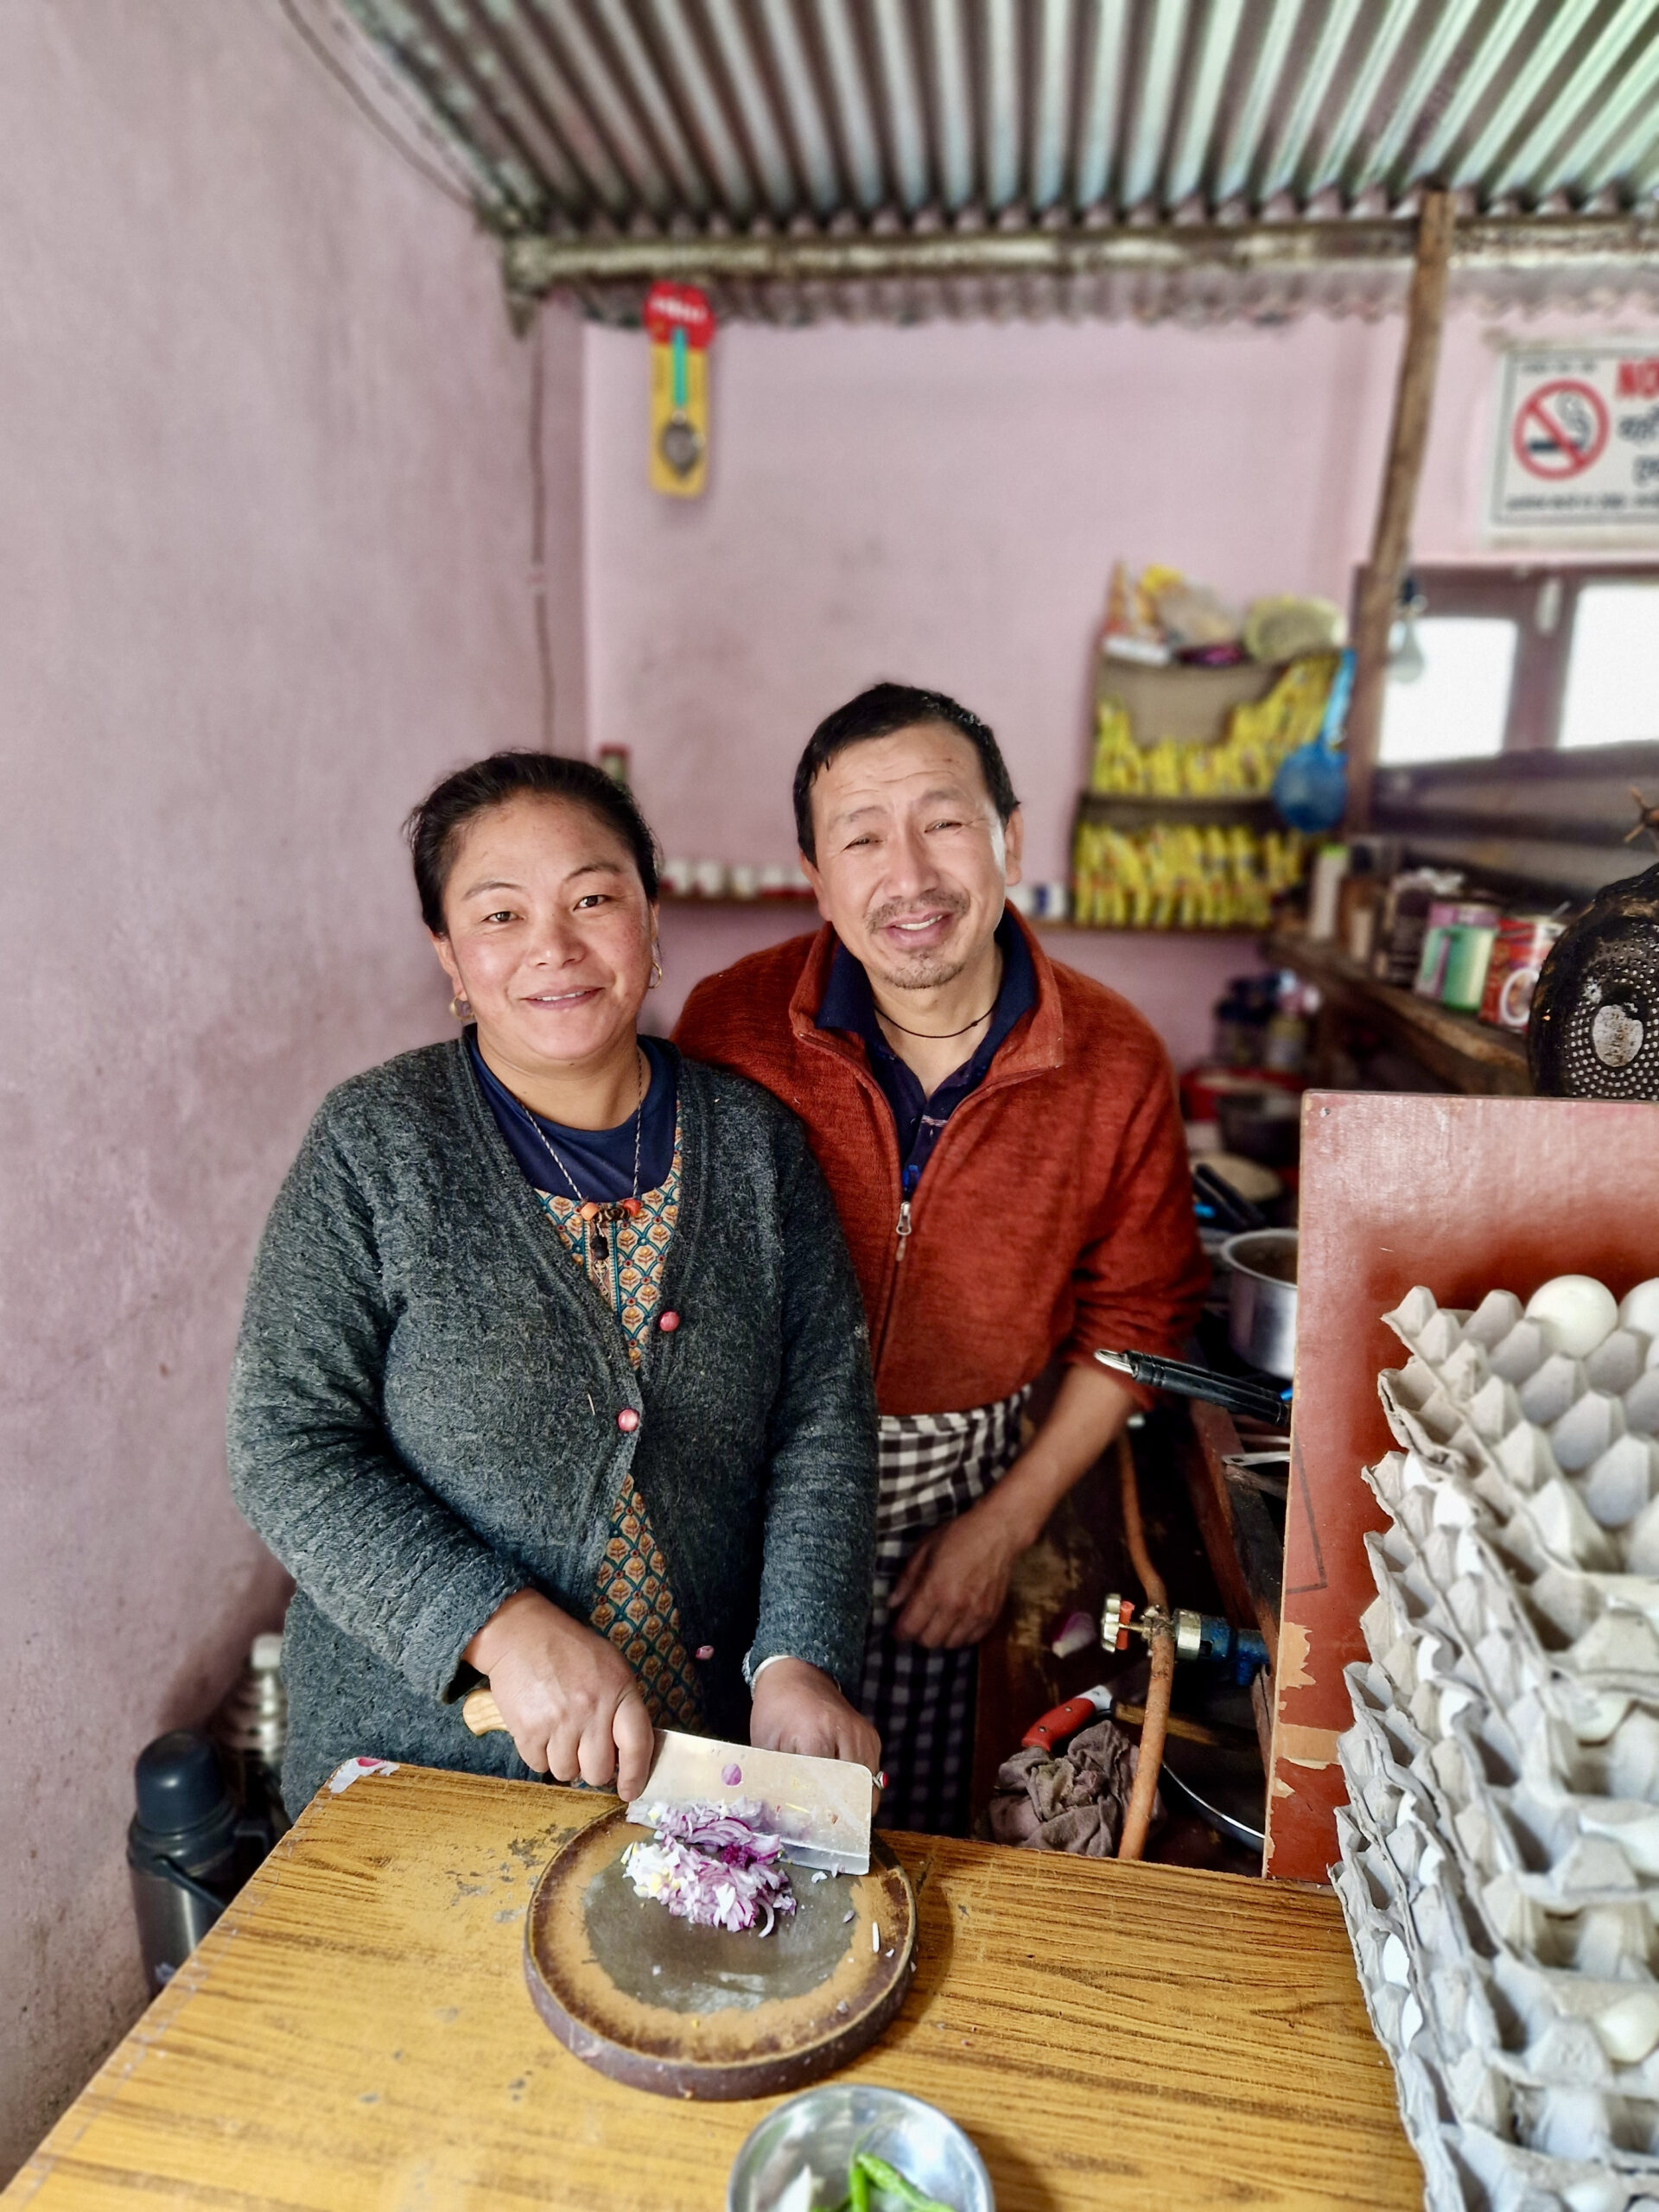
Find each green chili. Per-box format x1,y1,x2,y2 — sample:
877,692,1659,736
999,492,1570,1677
848,2152,957,2212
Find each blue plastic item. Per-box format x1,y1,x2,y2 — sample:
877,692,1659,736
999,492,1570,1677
1272,648,1355,834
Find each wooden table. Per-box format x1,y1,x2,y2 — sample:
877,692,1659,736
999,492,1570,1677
8,1765,1421,2212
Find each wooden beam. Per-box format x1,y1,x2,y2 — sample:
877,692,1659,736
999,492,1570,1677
501,209,1656,298
1344,190,1457,833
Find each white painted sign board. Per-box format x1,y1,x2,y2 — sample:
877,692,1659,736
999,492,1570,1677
1488,343,1659,539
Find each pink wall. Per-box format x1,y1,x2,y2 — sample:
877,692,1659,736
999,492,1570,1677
584,297,1650,1061
0,6,576,2168
583,310,1397,885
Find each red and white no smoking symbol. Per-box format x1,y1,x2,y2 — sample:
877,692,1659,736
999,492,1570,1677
1513,378,1609,478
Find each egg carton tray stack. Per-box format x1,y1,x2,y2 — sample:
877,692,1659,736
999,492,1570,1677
1334,1275,1659,2212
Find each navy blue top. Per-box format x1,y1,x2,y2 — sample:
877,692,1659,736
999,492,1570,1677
815,910,1036,1199
468,1032,677,1200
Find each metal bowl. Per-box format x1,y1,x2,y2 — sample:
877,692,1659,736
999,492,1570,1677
727,2084,994,2212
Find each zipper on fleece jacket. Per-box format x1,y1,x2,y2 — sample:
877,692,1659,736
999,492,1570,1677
893,1163,920,1262
797,1019,1052,1381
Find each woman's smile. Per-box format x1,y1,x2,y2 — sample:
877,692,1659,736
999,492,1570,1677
521,983,604,1009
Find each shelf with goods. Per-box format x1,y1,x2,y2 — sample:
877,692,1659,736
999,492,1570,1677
1071,792,1307,935
1266,928,1530,1096
1071,653,1342,934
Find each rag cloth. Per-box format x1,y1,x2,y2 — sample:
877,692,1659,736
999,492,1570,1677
988,1718,1160,1857
861,1387,1029,1837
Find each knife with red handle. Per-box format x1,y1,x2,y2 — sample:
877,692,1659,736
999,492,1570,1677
1021,1686,1113,1753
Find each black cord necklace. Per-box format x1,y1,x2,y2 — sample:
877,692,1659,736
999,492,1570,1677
874,1001,996,1041
512,1048,646,1262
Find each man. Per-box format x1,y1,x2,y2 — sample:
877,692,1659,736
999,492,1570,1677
676,683,1207,1834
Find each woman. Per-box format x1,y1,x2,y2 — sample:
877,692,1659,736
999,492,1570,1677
228,752,880,1816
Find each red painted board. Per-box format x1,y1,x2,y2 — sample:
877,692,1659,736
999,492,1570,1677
1265,1090,1659,1883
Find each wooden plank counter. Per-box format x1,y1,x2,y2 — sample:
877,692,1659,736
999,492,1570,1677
7,1765,1421,2212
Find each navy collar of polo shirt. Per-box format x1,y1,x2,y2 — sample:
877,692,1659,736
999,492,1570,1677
816,906,1036,1106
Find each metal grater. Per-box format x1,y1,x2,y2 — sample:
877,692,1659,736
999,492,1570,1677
1529,862,1659,1100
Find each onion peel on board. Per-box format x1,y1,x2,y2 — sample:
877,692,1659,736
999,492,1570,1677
621,1799,797,1934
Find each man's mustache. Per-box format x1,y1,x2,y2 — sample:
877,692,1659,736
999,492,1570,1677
865,892,970,932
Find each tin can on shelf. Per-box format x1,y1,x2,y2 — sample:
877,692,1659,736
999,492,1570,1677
1440,919,1501,1013
1478,915,1566,1032
1375,869,1463,987
1412,899,1465,998
1416,900,1499,1004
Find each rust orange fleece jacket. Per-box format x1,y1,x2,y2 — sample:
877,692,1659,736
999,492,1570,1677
674,912,1209,1417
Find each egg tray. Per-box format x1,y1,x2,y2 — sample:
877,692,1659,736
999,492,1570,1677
1333,1276,1659,2204
1336,1802,1659,2130
1363,1502,1659,1738
1367,1453,1659,1807
1333,1814,1659,2212
1344,1667,1659,1977
1383,1285,1659,1564
1368,1412,1659,1699
1358,1504,1659,1899
1368,1447,1659,1680
1380,1358,1659,1600
1342,1491,1659,2080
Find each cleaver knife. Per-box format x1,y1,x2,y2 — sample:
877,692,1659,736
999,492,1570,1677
627,1730,874,1878
461,1693,874,1876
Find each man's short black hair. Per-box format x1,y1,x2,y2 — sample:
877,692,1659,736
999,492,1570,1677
792,683,1020,862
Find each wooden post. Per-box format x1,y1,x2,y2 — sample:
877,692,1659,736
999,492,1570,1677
1344,190,1456,832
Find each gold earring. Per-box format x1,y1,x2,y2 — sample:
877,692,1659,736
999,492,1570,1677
649,952,664,990
449,995,474,1022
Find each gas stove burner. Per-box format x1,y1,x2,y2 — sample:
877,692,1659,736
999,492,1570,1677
1530,863,1659,1100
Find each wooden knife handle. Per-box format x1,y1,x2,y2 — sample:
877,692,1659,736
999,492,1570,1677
461,1688,506,1736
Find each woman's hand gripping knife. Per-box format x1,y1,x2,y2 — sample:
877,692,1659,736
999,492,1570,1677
463,1588,657,1801
749,1656,882,1775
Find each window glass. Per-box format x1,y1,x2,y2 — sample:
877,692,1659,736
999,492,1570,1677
1560,584,1659,749
1377,616,1518,765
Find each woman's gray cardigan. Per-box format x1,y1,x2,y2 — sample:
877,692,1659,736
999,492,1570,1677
226,1040,879,1815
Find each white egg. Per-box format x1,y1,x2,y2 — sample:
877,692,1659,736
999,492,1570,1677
1525,1274,1618,1358
1620,1278,1659,1339
1597,1988,1659,2065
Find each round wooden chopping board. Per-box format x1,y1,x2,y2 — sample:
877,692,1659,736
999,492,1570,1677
523,1808,917,2100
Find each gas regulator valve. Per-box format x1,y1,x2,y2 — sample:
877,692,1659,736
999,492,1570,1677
1100,1593,1268,1684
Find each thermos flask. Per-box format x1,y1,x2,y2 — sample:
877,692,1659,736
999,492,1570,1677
210,1630,289,1841
126,1730,247,1992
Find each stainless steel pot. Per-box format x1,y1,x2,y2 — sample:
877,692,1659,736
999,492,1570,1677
1220,1229,1298,1382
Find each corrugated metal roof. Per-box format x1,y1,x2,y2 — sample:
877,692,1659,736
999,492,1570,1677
313,0,1659,319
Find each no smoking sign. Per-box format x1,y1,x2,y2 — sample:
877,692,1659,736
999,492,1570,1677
1490,344,1659,537
1513,378,1608,479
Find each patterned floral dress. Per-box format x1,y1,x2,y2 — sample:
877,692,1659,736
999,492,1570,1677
536,1120,703,1733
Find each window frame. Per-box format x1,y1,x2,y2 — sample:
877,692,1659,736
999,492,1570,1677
1362,560,1659,760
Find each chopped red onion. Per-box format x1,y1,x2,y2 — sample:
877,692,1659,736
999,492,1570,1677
622,1799,797,1934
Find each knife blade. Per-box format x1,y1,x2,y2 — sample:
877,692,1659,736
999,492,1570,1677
627,1729,874,1878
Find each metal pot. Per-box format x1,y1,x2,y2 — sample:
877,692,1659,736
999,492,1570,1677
1220,1229,1298,1382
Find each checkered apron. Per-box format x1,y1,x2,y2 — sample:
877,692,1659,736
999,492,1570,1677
861,1386,1031,1837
